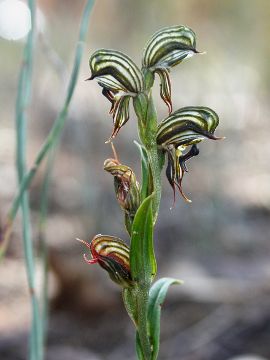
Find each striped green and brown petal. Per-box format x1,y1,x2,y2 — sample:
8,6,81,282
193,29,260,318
155,68,172,113
104,158,140,217
89,49,143,139
142,26,198,112
157,106,223,202
77,235,132,288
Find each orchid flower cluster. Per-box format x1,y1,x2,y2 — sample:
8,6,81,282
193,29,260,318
79,25,222,360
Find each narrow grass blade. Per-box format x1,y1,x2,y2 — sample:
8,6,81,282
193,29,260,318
15,0,43,358
0,0,96,258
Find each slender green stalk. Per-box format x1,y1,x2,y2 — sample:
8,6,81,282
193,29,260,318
136,285,152,359
136,100,161,359
15,0,43,359
38,149,56,350
135,332,145,360
131,90,163,359
143,94,163,223
133,92,163,223
0,0,96,258
34,0,96,353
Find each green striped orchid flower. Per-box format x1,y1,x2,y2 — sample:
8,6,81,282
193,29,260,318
88,49,144,139
142,25,199,112
157,106,223,202
77,234,132,288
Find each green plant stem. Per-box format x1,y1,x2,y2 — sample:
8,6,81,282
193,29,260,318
15,0,43,359
38,148,56,351
136,285,152,359
146,145,162,223
0,0,96,258
143,93,163,224
39,227,49,351
133,92,163,223
123,286,152,360
131,91,163,359
135,331,145,360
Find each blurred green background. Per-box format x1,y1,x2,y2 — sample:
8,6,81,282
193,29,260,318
1,0,270,359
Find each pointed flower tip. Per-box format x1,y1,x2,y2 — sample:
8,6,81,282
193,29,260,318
178,184,192,203
210,134,225,141
164,99,173,114
85,75,94,81
77,238,97,264
76,237,91,249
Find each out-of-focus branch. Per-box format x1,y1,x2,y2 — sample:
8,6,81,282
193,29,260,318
0,0,96,259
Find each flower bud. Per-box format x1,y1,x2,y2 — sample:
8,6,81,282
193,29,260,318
104,158,140,217
77,235,132,288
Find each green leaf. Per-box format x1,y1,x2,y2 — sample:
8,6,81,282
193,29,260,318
122,288,138,327
130,194,157,284
148,277,182,360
